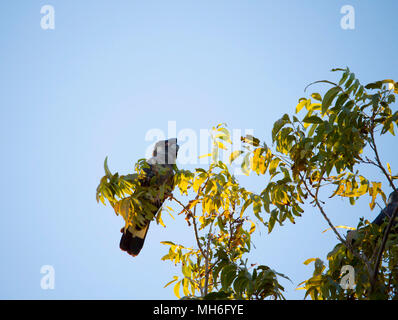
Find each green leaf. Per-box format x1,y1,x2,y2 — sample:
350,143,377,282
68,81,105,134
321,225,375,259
322,87,341,115
311,93,322,102
331,68,346,72
303,115,323,124
160,241,176,246
365,79,394,90
339,70,349,86
272,115,290,141
308,123,317,137
221,264,237,290
268,210,278,233
241,152,251,176
242,134,260,147
344,73,355,89
233,275,249,295
104,156,112,177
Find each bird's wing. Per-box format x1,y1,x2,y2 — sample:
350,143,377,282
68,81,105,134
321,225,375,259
372,193,398,226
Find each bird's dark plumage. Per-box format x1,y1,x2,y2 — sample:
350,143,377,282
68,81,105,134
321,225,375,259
119,138,179,257
372,191,398,226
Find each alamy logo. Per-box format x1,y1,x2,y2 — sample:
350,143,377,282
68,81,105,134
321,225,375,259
340,265,355,290
40,265,55,290
144,121,255,175
340,5,355,30
40,5,55,30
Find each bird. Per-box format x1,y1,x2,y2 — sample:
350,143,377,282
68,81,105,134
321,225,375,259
119,138,179,257
371,190,398,227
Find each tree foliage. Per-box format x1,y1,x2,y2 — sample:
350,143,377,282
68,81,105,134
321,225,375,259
96,68,398,300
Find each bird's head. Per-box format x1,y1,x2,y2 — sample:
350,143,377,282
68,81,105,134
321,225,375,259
388,191,398,205
152,138,179,164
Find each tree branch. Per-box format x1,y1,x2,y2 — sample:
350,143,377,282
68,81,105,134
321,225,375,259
371,204,398,287
300,173,345,244
367,124,398,289
300,172,374,276
171,196,207,259
203,220,214,296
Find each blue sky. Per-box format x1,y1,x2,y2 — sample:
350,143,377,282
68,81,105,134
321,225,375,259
0,0,397,299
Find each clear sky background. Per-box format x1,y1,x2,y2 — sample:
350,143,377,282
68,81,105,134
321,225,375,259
1,0,397,299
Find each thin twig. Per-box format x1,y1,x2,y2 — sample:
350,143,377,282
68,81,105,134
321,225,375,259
203,220,214,296
171,196,207,259
192,206,206,259
300,173,345,244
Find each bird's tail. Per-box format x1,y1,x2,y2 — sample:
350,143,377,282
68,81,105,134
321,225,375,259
119,223,150,257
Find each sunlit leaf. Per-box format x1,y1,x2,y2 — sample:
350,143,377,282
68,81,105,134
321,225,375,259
322,225,356,234
303,258,317,265
229,150,244,164
199,153,212,159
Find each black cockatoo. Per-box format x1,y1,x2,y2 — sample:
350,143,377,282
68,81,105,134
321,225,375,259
119,138,179,257
371,191,398,227
346,190,398,244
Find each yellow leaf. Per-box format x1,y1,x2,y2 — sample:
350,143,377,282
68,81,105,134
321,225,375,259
249,220,256,234
168,211,175,220
216,128,232,144
216,141,227,150
182,278,190,297
295,99,307,113
187,199,200,210
113,201,120,215
193,175,207,193
303,258,317,265
198,153,212,159
322,225,356,234
229,150,244,164
269,158,280,174
173,281,181,299
164,276,178,288
296,280,307,290
369,182,382,210
156,211,166,228
120,199,130,220
387,163,392,176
